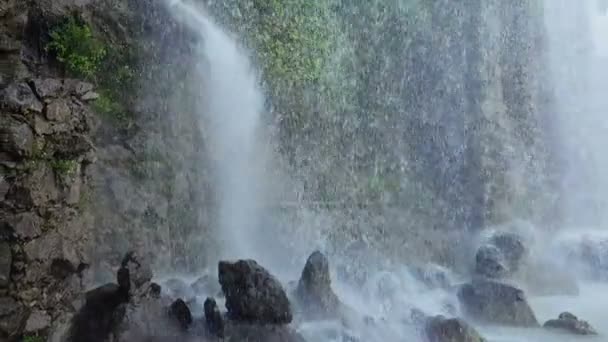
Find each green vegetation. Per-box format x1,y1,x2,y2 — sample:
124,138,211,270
47,16,135,124
22,335,44,342
50,159,79,177
47,16,106,80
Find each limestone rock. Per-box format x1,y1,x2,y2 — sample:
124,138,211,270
24,231,84,276
24,310,51,333
31,78,63,99
19,163,60,207
0,116,34,159
45,99,72,121
457,280,538,327
0,243,10,288
544,312,597,335
7,212,42,239
218,259,292,324
0,82,43,113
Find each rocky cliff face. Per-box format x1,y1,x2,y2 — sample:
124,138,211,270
0,0,211,339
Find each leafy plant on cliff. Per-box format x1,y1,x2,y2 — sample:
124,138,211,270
47,16,106,80
22,335,44,342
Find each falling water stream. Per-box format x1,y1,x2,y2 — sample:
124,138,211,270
165,0,608,341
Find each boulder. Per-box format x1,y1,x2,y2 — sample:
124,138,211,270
24,310,51,334
45,99,72,122
7,211,43,239
0,297,29,339
544,312,597,335
0,116,34,159
0,82,43,113
218,259,292,324
204,297,224,338
168,299,192,330
475,245,508,279
425,315,486,342
295,251,341,319
457,280,538,327
30,78,64,99
0,242,10,288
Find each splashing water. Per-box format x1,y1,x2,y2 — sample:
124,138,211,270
163,1,608,341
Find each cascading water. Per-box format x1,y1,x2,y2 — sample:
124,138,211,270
161,1,608,341
167,0,268,263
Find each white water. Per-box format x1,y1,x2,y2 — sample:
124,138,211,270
163,1,608,341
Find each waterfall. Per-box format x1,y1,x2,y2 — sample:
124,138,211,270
544,0,608,227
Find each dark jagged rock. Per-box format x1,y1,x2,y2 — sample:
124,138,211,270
295,251,341,318
457,280,538,327
169,299,192,330
149,283,162,298
475,245,508,279
544,312,598,335
121,251,153,290
218,259,292,324
204,297,224,338
425,315,486,342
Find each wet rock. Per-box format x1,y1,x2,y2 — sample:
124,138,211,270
457,280,538,327
218,259,292,324
0,82,43,113
475,245,508,279
544,312,597,335
489,232,526,272
169,299,192,330
121,251,153,290
0,296,29,339
24,310,51,333
7,211,42,239
31,78,63,99
425,315,486,342
295,251,341,318
0,116,34,158
0,242,10,288
204,297,224,338
45,98,71,121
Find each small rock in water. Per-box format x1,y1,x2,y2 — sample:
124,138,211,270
204,297,224,338
295,250,341,318
425,315,486,342
457,280,538,327
544,312,598,335
218,259,292,324
169,298,192,330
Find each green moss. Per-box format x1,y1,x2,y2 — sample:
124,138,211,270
47,16,106,80
23,335,44,342
50,159,78,177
